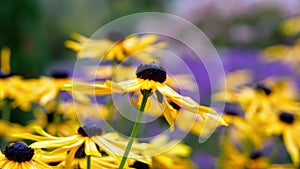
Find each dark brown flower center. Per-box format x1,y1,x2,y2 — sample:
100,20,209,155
107,31,125,42
4,142,34,162
136,62,166,83
130,161,150,169
77,125,103,137
51,71,69,79
250,151,263,160
279,112,294,124
255,83,272,95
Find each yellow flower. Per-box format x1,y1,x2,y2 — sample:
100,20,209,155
0,120,34,141
282,16,300,36
0,142,52,169
263,39,300,73
135,135,196,169
31,102,79,136
65,32,166,63
266,110,300,167
221,142,269,169
64,62,227,130
14,124,149,168
221,78,298,122
88,64,197,92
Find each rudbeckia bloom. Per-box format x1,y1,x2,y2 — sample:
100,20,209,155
64,62,228,130
221,142,269,169
65,32,166,63
266,110,300,167
32,101,79,136
220,78,298,123
0,142,51,169
15,124,149,168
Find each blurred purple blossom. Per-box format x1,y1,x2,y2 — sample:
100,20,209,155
192,152,216,169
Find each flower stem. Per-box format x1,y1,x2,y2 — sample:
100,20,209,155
1,100,10,122
118,90,151,169
53,92,61,135
87,155,91,169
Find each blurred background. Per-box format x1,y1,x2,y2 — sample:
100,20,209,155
2,0,300,78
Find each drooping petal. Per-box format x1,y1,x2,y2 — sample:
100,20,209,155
30,135,79,148
31,160,53,169
85,138,102,157
284,130,299,166
65,146,79,169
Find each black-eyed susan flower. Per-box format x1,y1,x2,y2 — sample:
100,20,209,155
266,110,300,167
0,120,33,141
14,124,149,168
64,62,228,129
65,32,166,63
221,78,298,122
31,101,79,136
0,142,52,169
64,62,227,169
221,142,269,169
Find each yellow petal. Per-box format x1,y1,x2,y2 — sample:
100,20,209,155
284,130,299,166
1,47,11,74
85,138,101,157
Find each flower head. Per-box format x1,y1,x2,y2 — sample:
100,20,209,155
0,142,51,169
14,124,149,168
64,62,227,132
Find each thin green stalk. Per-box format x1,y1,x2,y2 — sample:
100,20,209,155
53,92,61,135
87,155,91,169
118,90,151,169
1,100,10,122
267,136,280,168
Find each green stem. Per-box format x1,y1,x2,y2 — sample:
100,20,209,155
87,155,91,169
118,90,151,169
267,136,280,168
53,92,61,135
1,100,10,122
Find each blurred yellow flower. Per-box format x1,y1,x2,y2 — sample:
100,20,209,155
282,16,300,36
266,110,300,167
138,135,196,169
221,142,269,169
65,32,166,63
263,39,300,73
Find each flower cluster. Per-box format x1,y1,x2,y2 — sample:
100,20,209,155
0,33,227,169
